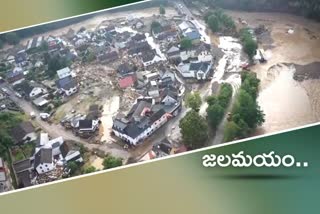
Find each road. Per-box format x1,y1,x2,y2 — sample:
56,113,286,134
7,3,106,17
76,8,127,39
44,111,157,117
175,1,244,145
0,83,131,160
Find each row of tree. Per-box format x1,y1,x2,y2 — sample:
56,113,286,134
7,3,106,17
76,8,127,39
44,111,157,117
204,9,236,33
180,92,208,149
224,72,265,142
206,83,233,128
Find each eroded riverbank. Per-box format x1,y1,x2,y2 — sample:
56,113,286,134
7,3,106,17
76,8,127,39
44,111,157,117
227,11,320,134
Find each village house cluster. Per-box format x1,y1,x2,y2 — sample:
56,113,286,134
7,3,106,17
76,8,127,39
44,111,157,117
0,2,217,192
9,121,83,188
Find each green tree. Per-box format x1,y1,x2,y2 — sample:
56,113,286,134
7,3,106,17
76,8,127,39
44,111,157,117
0,112,23,158
5,32,20,45
103,156,122,170
0,130,13,157
240,28,258,60
241,72,260,99
179,110,208,149
83,166,96,174
221,14,236,29
151,21,161,31
67,161,79,175
160,5,166,15
217,83,233,108
207,103,224,128
204,11,215,23
180,38,193,50
84,51,96,63
185,92,202,111
224,121,241,142
40,41,49,51
47,55,69,78
207,15,220,32
205,9,235,33
223,71,264,141
206,95,217,106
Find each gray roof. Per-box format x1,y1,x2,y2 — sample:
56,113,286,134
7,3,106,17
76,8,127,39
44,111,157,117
60,142,70,158
34,148,52,169
132,33,146,42
185,31,201,40
117,63,135,77
149,109,166,124
167,46,180,54
79,119,93,129
128,41,152,55
13,159,32,173
142,51,157,62
190,62,210,72
132,100,152,120
113,99,168,140
16,170,32,187
56,76,77,90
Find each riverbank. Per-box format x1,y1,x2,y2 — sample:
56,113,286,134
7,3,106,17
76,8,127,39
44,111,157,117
226,10,320,135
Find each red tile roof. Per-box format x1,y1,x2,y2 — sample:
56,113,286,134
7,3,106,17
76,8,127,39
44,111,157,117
119,75,135,88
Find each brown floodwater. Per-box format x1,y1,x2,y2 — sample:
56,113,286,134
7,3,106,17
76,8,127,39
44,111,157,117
226,11,320,135
256,64,317,134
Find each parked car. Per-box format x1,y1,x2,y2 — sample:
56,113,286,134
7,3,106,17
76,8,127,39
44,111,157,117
40,113,51,121
1,87,9,95
15,92,22,98
30,112,36,119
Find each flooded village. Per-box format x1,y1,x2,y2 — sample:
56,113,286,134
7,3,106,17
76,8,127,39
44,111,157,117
1,0,320,193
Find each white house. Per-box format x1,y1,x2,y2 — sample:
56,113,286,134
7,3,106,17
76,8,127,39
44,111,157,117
180,43,212,62
34,148,55,175
177,61,213,80
29,87,46,99
196,43,212,62
112,99,172,146
34,134,83,171
57,67,72,79
180,49,197,61
148,81,160,98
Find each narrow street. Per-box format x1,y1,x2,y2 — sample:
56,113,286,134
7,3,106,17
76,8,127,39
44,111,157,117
1,83,131,160
176,2,244,145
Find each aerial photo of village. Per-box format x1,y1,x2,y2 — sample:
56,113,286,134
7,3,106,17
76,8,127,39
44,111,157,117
0,0,320,193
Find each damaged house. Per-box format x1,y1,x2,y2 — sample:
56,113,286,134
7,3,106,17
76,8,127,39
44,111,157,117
178,21,201,44
33,133,83,175
117,63,137,89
